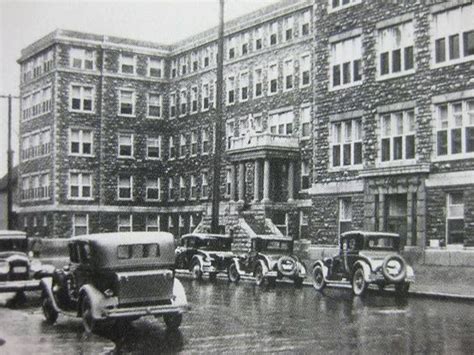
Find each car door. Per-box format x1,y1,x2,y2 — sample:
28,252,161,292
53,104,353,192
342,233,360,276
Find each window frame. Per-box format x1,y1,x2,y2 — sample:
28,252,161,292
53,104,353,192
70,84,94,113
69,171,93,200
118,88,135,117
118,175,133,201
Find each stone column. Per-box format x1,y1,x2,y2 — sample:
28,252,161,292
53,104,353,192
262,159,270,203
230,164,236,201
254,160,260,202
238,162,245,203
288,161,294,202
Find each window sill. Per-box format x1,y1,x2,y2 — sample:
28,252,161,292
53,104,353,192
146,116,163,120
146,157,162,161
70,109,95,114
431,56,474,69
68,197,94,201
69,153,95,158
376,70,415,82
329,81,362,92
299,83,311,89
118,156,135,159
117,113,136,118
328,165,363,173
432,153,474,162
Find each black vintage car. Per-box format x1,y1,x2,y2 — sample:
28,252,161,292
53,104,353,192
40,232,189,333
311,231,415,296
228,236,306,287
0,230,54,300
175,233,235,281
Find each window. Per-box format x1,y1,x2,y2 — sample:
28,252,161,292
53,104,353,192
70,48,94,70
301,106,311,138
180,89,187,116
21,176,30,200
70,85,93,112
284,16,293,41
330,0,361,11
189,215,196,232
191,86,198,113
300,54,311,87
179,176,186,200
380,110,415,162
120,54,135,74
202,82,210,111
436,100,474,157
169,136,176,160
227,76,235,105
192,52,199,72
203,48,210,68
241,33,249,55
226,169,232,196
189,131,198,156
118,175,132,200
43,50,53,72
147,215,160,232
378,21,414,78
447,192,464,245
119,89,134,115
269,22,278,46
147,93,162,118
239,116,249,136
180,58,187,75
168,215,175,230
301,10,310,36
118,214,132,232
118,133,133,157
254,68,263,98
228,36,236,59
170,92,176,118
146,177,160,201
179,215,185,231
147,136,161,159
190,175,197,199
433,5,474,65
148,58,163,78
268,110,294,135
171,60,177,78
73,214,88,236
301,161,310,189
330,35,362,88
168,177,175,201
284,59,294,91
69,172,92,199
70,129,92,155
42,87,52,113
240,72,249,101
268,63,278,95
331,118,363,167
202,129,210,154
201,172,209,199
255,27,263,50
180,134,186,157
226,121,235,149
40,173,49,198
339,198,352,234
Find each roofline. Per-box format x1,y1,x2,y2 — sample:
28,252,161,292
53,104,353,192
181,233,230,239
341,231,400,238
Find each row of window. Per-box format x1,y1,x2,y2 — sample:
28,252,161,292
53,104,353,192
22,86,52,120
21,129,51,161
21,50,54,83
21,173,50,201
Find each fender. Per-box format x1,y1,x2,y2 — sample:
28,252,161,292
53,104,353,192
298,261,307,276
231,257,244,275
40,277,61,313
312,260,329,280
259,254,274,271
254,259,269,276
78,284,115,320
190,255,205,270
353,260,372,282
406,265,415,279
172,278,189,310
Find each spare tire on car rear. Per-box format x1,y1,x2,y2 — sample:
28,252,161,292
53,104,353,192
382,255,407,283
277,256,297,277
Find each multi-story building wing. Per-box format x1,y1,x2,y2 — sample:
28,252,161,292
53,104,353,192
17,0,474,253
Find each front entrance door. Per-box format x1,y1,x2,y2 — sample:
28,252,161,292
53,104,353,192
384,194,407,247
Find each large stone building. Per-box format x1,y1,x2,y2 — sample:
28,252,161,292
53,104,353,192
17,0,474,252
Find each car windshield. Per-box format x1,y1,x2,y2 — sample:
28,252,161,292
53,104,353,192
366,236,399,251
0,239,28,253
200,238,232,251
264,240,291,253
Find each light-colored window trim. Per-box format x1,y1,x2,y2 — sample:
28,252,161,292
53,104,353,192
268,62,279,96
201,128,210,155
146,215,161,231
118,133,134,158
69,128,93,156
118,88,135,117
68,171,93,200
146,136,162,160
191,86,198,114
73,214,89,236
147,92,162,119
117,175,133,201
328,0,362,13
300,53,311,88
283,58,294,92
329,118,363,170
239,71,249,102
146,177,161,201
70,47,95,71
69,84,94,113
329,35,363,91
201,82,210,112
179,89,187,117
117,214,133,232
119,53,136,75
148,57,163,78
254,67,263,98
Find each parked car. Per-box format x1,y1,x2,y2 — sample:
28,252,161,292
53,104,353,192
228,236,306,287
0,230,54,299
311,231,415,296
40,232,189,333
175,233,234,281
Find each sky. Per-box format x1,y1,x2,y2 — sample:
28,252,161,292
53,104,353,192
0,0,279,178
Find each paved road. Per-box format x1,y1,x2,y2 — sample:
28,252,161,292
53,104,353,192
1,277,474,354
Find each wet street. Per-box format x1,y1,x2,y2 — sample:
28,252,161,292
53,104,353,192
1,277,474,354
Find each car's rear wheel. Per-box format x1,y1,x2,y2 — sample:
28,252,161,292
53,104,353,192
395,282,410,296
164,313,182,330
191,262,203,280
254,264,265,286
42,296,58,324
227,263,240,283
209,272,217,282
352,268,367,296
312,265,326,292
81,295,96,333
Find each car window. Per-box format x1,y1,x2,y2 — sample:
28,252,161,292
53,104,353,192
79,243,92,263
367,236,397,250
118,243,160,259
265,241,290,252
69,243,79,263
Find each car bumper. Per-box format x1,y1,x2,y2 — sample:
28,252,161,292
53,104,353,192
202,265,219,273
369,274,415,283
0,279,41,292
102,303,190,319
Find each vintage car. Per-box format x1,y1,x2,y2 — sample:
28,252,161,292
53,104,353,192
0,230,54,298
311,231,415,296
175,233,234,281
228,235,306,287
40,232,189,333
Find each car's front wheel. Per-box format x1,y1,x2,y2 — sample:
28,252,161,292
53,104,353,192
164,313,182,330
81,295,96,333
42,296,58,324
191,262,203,280
227,263,240,283
254,264,265,286
312,265,326,292
352,268,368,296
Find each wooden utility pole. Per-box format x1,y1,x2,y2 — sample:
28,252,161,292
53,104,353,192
211,0,225,233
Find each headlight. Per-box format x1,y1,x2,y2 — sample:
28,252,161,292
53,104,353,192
30,259,42,272
0,261,8,273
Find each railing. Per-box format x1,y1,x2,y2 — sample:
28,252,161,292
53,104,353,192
229,132,299,151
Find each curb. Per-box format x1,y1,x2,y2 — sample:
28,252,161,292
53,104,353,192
175,270,474,302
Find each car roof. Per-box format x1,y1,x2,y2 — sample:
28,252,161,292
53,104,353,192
251,235,293,241
71,231,175,245
341,230,400,238
181,233,230,240
0,230,27,240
